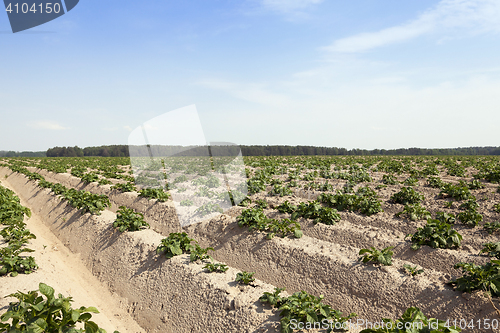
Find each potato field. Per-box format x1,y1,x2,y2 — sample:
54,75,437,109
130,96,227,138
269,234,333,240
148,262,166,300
1,155,500,333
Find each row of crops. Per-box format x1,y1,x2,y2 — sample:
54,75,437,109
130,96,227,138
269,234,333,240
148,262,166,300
0,179,121,332
1,155,500,332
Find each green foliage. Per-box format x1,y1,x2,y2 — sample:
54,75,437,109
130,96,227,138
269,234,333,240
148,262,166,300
173,175,188,184
97,178,112,185
255,199,269,209
302,172,317,181
156,232,195,259
359,307,460,333
271,178,284,186
266,218,303,239
180,199,193,206
493,203,500,213
0,283,118,333
467,179,485,189
358,246,394,266
111,182,136,193
0,225,36,243
475,169,500,184
195,186,215,198
195,202,223,216
155,232,213,262
457,209,482,227
189,243,214,262
269,184,293,197
235,271,255,285
81,172,99,184
484,221,500,234
435,211,456,224
443,201,454,209
403,177,419,186
391,187,424,205
0,241,38,277
203,262,228,273
480,242,500,259
458,198,479,211
276,290,356,333
382,174,398,185
276,200,297,214
446,164,466,177
195,174,221,188
237,207,268,229
403,264,424,276
237,207,304,238
289,201,341,225
259,287,286,307
318,186,383,216
138,188,170,202
448,260,500,296
405,219,462,250
237,197,251,207
0,183,38,277
395,203,431,221
427,176,444,188
247,178,266,194
0,186,31,225
70,166,86,178
112,206,150,232
439,183,471,201
62,189,111,215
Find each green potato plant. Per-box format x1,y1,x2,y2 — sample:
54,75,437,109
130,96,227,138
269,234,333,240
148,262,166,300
359,307,460,333
406,219,462,250
448,260,500,297
0,283,119,333
395,203,431,221
203,262,229,273
484,221,500,234
402,264,424,276
235,271,255,285
138,188,170,202
358,246,394,266
112,206,150,232
260,288,356,333
156,232,195,259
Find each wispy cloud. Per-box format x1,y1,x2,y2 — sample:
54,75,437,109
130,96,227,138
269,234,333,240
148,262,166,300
325,0,500,53
28,121,69,130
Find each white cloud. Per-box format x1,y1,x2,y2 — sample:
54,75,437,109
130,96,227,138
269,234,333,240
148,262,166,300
28,121,68,130
123,126,133,132
326,0,500,53
261,0,323,13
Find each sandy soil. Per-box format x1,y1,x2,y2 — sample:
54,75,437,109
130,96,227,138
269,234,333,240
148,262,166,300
0,178,145,333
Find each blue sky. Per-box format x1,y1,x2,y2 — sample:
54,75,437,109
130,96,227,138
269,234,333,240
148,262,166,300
1,0,499,151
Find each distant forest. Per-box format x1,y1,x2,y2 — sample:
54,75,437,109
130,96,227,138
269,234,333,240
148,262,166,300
0,151,46,157
38,145,500,157
2,145,500,158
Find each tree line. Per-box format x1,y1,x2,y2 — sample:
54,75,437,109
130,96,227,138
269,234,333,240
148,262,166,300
46,145,129,157
0,151,46,157
41,145,500,157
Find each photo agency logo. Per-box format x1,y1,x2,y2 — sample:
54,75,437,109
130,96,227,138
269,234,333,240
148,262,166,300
3,0,79,33
128,105,248,227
